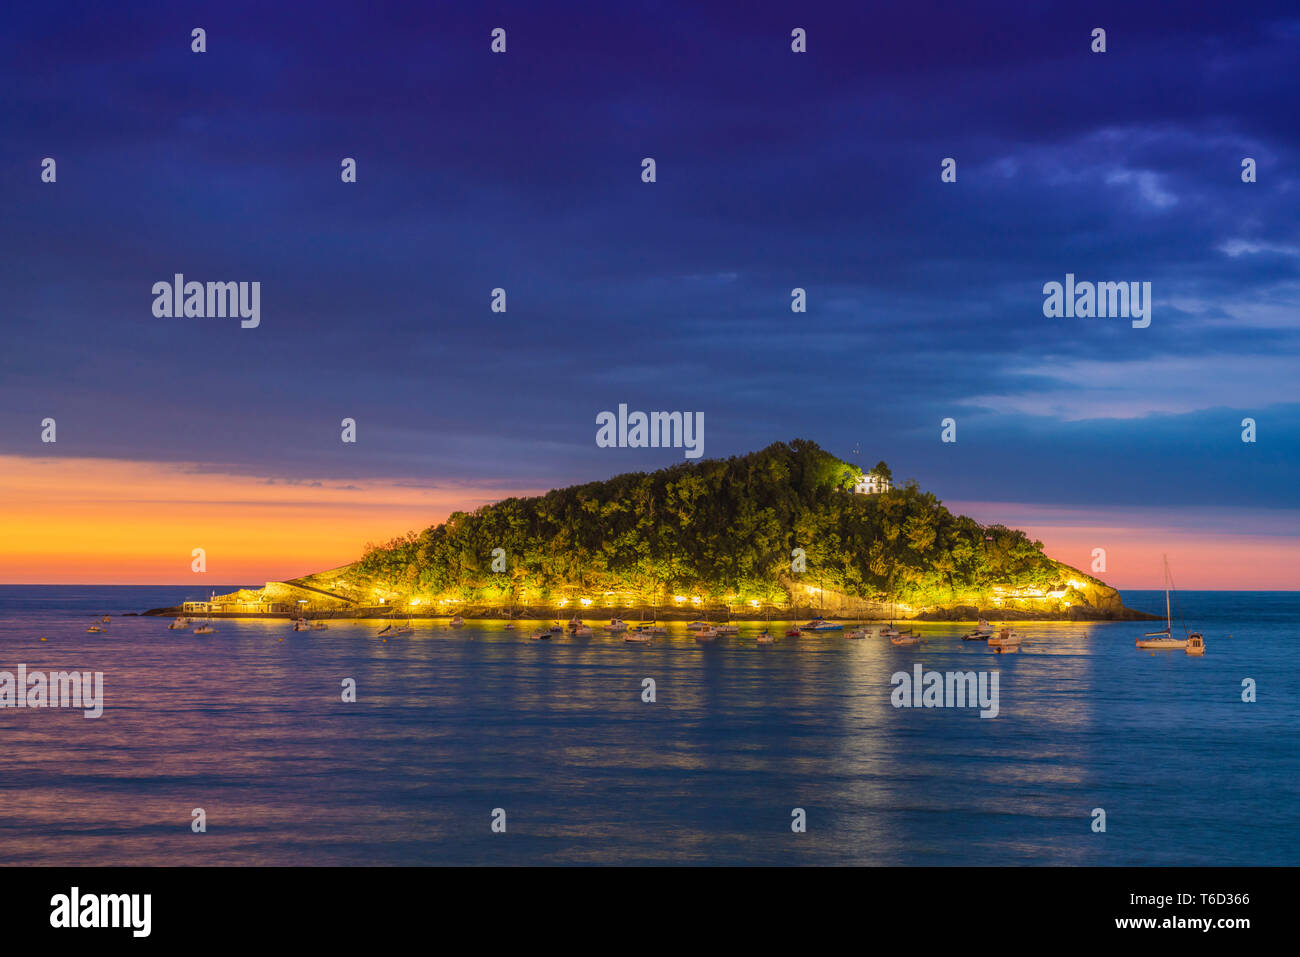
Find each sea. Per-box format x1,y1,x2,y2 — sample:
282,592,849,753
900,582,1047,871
0,585,1295,866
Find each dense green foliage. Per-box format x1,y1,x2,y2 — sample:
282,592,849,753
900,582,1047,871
349,440,1063,607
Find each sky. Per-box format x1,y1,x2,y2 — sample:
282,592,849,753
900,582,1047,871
1,1,1297,589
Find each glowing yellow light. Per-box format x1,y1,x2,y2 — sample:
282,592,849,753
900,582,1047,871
580,598,592,607
673,595,686,603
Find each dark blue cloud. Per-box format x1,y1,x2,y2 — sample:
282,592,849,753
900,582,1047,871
1,1,1297,509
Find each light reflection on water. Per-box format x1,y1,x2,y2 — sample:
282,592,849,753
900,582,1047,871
0,589,1296,865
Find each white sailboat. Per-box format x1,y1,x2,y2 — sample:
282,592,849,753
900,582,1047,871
1136,556,1204,653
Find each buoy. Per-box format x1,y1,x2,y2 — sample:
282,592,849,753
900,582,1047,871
40,637,47,642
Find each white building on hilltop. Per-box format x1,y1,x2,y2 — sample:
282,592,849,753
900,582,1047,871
853,468,891,495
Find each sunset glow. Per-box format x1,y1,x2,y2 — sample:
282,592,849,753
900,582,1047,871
0,455,538,585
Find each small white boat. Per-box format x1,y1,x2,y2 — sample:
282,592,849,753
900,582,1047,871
845,627,871,639
879,624,901,639
694,627,719,642
101,615,111,623
87,624,103,633
804,618,843,631
685,621,709,631
988,628,1021,652
714,623,739,635
890,631,923,647
293,617,310,632
1185,632,1206,656
549,623,565,634
529,630,550,641
567,617,583,631
624,630,653,643
392,621,414,637
607,618,628,632
756,630,776,644
645,624,667,635
504,621,516,630
168,616,188,630
573,625,594,637
449,616,465,626
963,619,995,640
193,623,215,635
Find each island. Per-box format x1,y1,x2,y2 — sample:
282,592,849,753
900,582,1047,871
148,440,1158,622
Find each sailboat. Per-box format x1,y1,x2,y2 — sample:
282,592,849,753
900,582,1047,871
962,618,995,641
391,620,414,637
1136,556,1204,653
193,620,215,635
638,586,668,635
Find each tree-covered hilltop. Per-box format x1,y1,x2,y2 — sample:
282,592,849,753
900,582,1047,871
304,439,1131,617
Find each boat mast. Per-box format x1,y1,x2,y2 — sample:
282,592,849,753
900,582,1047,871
1164,554,1171,634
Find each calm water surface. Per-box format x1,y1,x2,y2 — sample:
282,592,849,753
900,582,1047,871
0,586,1296,865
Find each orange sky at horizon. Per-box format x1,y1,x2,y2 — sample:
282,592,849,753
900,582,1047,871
1,455,1296,590
0,455,535,585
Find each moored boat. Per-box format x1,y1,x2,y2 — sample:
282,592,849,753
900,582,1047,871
845,626,871,639
1136,556,1203,653
988,628,1021,652
607,618,628,632
890,630,922,646
168,616,189,630
804,618,843,631
756,630,775,643
573,624,594,637
193,622,215,635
